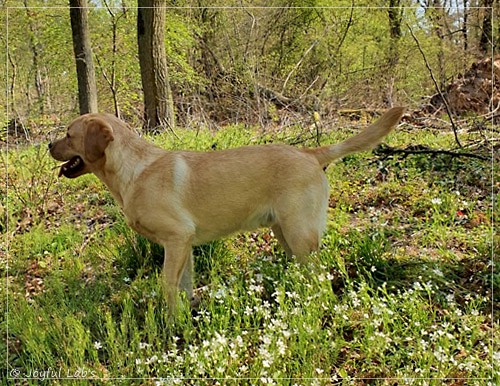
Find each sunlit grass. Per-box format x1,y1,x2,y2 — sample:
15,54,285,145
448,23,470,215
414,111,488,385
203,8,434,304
2,123,497,385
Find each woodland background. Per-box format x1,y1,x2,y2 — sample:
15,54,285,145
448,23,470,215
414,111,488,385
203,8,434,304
1,0,498,138
2,2,498,382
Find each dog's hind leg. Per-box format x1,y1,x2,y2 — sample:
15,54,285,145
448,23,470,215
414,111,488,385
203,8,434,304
272,224,293,257
277,210,327,264
274,183,328,263
280,225,321,263
179,251,194,301
161,236,193,314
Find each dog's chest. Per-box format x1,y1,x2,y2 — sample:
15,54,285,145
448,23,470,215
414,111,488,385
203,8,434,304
126,216,162,244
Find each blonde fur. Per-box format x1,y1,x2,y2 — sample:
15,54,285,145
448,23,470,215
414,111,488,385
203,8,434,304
49,107,404,312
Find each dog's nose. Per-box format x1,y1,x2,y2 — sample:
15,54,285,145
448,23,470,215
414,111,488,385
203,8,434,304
48,142,53,149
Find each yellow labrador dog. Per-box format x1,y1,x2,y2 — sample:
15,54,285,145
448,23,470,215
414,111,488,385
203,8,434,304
49,107,404,310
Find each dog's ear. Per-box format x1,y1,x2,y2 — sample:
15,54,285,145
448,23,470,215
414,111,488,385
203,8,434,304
84,118,114,163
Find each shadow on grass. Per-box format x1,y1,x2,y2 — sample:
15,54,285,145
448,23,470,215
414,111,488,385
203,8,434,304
325,229,494,317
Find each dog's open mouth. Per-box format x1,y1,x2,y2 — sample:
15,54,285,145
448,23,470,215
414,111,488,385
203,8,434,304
59,156,85,178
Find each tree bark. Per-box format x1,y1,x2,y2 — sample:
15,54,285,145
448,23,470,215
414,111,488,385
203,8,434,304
69,0,98,114
480,0,493,54
462,0,469,52
388,0,402,43
386,0,402,105
137,0,176,131
24,0,50,114
426,0,448,90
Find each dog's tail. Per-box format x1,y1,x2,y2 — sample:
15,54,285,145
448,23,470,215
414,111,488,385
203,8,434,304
305,107,405,167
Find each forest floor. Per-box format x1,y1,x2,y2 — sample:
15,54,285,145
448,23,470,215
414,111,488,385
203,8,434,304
1,114,498,385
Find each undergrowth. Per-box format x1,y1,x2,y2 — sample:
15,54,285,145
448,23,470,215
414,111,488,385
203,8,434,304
1,123,497,385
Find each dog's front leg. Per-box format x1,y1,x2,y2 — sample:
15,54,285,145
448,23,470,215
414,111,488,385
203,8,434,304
161,237,193,315
179,251,194,301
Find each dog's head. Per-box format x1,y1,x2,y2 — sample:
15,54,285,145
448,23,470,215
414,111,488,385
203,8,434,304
49,114,114,178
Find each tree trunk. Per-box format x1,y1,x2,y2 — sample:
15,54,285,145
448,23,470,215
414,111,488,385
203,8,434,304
99,0,125,119
427,0,447,90
462,0,469,53
386,0,402,105
24,0,50,115
388,0,402,43
69,0,98,115
479,0,493,54
137,0,176,132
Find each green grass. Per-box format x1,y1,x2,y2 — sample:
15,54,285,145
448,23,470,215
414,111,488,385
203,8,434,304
1,123,497,385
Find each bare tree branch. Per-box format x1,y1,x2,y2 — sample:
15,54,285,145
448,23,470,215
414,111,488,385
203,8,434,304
406,22,463,148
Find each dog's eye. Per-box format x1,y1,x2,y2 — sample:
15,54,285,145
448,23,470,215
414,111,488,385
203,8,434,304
66,133,71,139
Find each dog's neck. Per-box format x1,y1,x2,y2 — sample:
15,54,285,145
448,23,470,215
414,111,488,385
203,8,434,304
93,133,164,207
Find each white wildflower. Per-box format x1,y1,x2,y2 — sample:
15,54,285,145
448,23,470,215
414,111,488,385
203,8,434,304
433,268,444,277
212,287,227,300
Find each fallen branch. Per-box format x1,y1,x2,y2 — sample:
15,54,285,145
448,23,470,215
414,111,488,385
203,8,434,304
374,144,488,161
257,83,293,108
